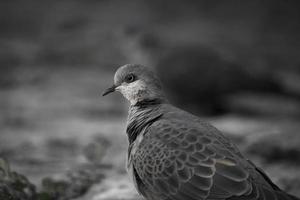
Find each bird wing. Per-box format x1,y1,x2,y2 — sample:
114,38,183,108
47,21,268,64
132,118,282,200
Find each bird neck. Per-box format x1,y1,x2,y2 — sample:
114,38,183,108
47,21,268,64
126,100,165,144
129,90,167,106
134,98,167,108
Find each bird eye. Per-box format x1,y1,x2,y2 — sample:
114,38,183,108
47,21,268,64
125,74,135,83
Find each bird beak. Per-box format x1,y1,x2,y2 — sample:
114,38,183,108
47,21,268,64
102,85,116,96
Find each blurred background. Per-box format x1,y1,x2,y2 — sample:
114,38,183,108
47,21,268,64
0,0,300,199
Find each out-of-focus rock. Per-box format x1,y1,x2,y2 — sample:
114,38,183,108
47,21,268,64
39,164,105,200
263,163,300,197
155,45,280,114
225,93,300,117
83,135,111,165
46,138,80,159
86,175,141,200
275,70,300,96
246,130,300,164
0,141,38,164
0,158,37,200
280,177,300,197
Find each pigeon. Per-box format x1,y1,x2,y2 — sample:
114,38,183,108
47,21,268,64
102,64,299,200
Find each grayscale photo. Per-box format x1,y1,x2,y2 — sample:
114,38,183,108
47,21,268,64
0,0,300,200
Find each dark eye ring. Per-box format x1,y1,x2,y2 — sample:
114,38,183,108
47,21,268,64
125,74,135,83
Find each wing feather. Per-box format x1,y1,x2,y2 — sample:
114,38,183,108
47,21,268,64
131,118,278,200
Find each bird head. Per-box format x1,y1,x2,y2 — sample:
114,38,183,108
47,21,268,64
102,64,165,105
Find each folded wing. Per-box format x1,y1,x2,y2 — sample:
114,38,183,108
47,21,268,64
132,119,259,200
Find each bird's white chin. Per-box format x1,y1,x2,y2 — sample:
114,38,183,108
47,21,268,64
116,80,147,105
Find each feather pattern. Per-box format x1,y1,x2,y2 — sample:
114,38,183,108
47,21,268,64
127,102,299,200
